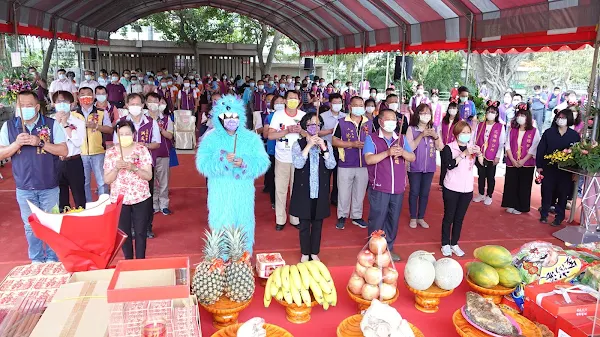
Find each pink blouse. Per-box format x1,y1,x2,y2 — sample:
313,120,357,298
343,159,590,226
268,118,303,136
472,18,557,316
103,143,152,205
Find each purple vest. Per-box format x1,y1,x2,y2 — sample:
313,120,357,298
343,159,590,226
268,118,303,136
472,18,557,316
409,126,437,173
459,101,474,126
441,121,457,145
432,103,443,128
411,96,430,113
476,122,503,161
506,128,536,167
337,117,372,168
153,115,172,158
158,88,173,113
344,90,357,108
253,91,267,112
366,132,406,195
7,116,59,190
180,89,195,111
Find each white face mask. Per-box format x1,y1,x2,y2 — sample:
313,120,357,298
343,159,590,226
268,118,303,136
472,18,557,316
167,81,173,86
432,96,439,103
388,103,399,111
382,120,397,133
417,89,424,95
96,94,107,103
84,75,91,81
516,116,527,125
258,85,264,90
573,112,578,119
486,113,496,121
128,106,143,116
448,109,458,116
556,118,567,127
274,103,285,112
184,83,190,88
58,74,66,80
295,86,301,91
366,106,375,114
159,104,167,112
419,115,432,123
331,103,342,112
147,103,159,111
111,76,119,82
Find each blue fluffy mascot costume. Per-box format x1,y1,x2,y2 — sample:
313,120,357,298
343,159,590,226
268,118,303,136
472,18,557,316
196,95,270,254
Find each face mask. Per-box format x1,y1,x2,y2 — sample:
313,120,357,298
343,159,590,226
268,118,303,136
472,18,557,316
486,112,496,121
56,102,71,112
147,103,159,111
269,81,274,85
417,89,424,95
516,116,527,125
96,94,107,103
223,76,227,80
460,96,468,103
249,82,255,88
287,78,293,83
20,107,37,120
280,83,286,89
258,85,264,90
159,104,167,112
419,115,432,123
274,103,285,112
348,86,354,91
366,106,375,114
306,124,320,136
79,96,94,106
573,112,578,119
295,86,301,91
188,75,194,79
287,99,300,109
512,100,521,106
448,109,458,116
556,118,567,127
111,76,119,82
147,72,152,76
167,81,173,86
388,103,399,111
334,83,340,88
504,97,512,104
132,80,139,84
58,74,66,80
320,82,325,87
432,96,439,103
84,75,91,81
98,78,106,85
382,120,396,133
157,76,163,80
332,103,343,112
161,82,168,88
120,135,134,148
351,107,365,116
224,118,239,131
191,84,196,88
184,83,190,88
458,133,471,143
370,93,377,98
124,74,130,78
128,106,143,116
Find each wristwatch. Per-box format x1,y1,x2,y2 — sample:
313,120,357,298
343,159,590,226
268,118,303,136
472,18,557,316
37,140,45,148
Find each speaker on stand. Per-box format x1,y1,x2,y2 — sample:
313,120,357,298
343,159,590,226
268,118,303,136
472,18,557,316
393,55,413,81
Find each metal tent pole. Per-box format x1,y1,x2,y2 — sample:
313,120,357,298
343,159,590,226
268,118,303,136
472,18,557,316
360,32,366,84
399,26,406,108
385,52,390,91
464,13,474,84
333,54,337,80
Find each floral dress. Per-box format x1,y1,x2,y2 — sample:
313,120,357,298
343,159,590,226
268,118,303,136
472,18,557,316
103,143,152,205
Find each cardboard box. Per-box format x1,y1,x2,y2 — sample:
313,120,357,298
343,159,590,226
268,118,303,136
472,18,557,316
29,281,110,337
107,257,190,303
556,314,600,337
69,269,115,283
524,283,598,333
0,263,71,309
255,253,285,278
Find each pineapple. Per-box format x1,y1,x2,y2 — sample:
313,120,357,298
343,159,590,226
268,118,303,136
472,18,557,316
224,227,255,302
192,229,226,306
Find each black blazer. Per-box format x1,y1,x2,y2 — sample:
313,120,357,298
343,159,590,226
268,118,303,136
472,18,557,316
289,138,332,220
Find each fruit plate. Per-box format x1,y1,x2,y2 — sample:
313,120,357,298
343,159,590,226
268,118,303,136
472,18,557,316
274,296,318,324
346,286,399,313
210,323,293,337
336,314,424,337
452,308,542,337
466,277,515,305
405,282,454,314
460,306,521,337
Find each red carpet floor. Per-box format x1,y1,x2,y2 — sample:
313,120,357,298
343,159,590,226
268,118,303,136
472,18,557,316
0,154,577,336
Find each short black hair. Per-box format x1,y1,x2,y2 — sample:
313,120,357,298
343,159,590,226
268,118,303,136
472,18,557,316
79,87,94,96
386,93,398,102
378,109,397,120
17,90,39,103
127,93,145,104
328,93,342,102
534,85,541,90
52,90,74,103
370,88,378,93
349,96,364,105
95,86,107,94
553,87,561,91
284,90,299,99
365,98,376,107
146,92,161,101
299,112,324,130
57,69,66,73
111,71,119,76
115,119,136,134
553,108,575,127
458,86,469,94
513,93,523,100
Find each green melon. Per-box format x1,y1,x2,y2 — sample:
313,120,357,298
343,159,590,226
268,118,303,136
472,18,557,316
473,245,512,268
467,261,499,288
495,265,522,288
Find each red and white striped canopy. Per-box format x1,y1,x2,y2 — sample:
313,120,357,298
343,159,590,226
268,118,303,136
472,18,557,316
0,0,598,53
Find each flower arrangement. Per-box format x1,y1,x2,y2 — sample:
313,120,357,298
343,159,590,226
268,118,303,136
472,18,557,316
544,141,600,174
0,75,34,108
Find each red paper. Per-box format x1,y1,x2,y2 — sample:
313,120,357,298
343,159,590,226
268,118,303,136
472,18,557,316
556,314,600,337
28,195,124,272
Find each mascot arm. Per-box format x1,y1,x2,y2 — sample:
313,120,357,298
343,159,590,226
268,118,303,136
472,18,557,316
233,132,270,180
195,135,234,178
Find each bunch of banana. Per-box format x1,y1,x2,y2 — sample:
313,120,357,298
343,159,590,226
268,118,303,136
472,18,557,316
263,261,337,310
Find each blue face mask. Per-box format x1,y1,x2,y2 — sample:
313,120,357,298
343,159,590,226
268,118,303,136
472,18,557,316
458,133,471,143
351,107,365,116
56,103,71,112
20,107,37,120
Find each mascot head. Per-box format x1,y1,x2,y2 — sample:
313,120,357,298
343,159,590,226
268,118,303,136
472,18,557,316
212,95,247,133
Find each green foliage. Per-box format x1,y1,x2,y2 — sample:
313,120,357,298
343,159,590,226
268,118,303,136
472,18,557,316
422,52,463,92
547,142,600,173
524,48,594,89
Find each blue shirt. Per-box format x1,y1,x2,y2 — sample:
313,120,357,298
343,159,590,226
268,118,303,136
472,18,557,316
363,133,412,155
242,87,254,106
265,85,277,94
265,113,276,155
0,114,66,146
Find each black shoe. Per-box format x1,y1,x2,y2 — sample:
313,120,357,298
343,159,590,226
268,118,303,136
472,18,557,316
352,218,368,229
275,224,285,231
549,206,556,214
336,217,346,230
147,230,155,239
161,208,173,216
551,218,563,227
271,203,275,210
540,216,548,224
390,251,401,262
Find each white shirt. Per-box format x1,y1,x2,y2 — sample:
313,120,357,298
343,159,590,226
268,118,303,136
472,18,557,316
320,109,346,144
148,112,174,134
177,89,198,100
112,114,161,144
49,79,77,96
252,111,263,132
269,109,306,163
62,113,87,157
475,122,507,159
79,80,99,91
505,126,540,157
131,84,144,94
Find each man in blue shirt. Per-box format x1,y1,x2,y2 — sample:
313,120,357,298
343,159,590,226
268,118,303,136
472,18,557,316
0,90,68,263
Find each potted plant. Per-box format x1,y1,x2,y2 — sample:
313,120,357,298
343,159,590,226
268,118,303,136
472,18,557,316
544,141,600,175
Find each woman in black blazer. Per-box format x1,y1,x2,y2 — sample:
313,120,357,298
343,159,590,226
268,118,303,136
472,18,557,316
290,112,337,262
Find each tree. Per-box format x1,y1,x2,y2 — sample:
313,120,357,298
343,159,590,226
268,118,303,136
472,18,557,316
472,53,527,99
523,48,594,90
423,52,463,92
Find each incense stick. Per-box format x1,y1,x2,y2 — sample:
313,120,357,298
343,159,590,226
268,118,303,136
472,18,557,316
116,125,124,161
19,106,26,134
233,134,238,155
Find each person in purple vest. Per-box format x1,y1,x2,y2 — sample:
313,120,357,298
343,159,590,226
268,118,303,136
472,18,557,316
113,93,161,238
440,120,483,257
473,101,506,206
177,78,197,112
106,71,127,109
501,105,540,215
458,86,476,126
0,90,68,263
364,109,415,261
251,79,268,116
408,84,430,117
332,96,372,230
146,93,174,216
342,82,358,113
438,100,461,188
406,104,444,229
158,78,174,114
372,94,409,135
430,90,443,128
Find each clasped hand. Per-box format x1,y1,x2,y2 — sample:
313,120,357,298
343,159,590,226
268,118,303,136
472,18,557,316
387,146,404,158
116,160,135,171
226,153,243,167
308,135,326,150
14,133,40,147
423,128,436,138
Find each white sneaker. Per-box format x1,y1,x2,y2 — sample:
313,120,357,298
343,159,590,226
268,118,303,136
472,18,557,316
506,208,515,214
483,196,493,206
441,245,452,257
310,254,320,261
512,210,522,215
451,245,465,257
300,255,310,263
473,195,485,203
409,219,417,229
417,219,430,229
